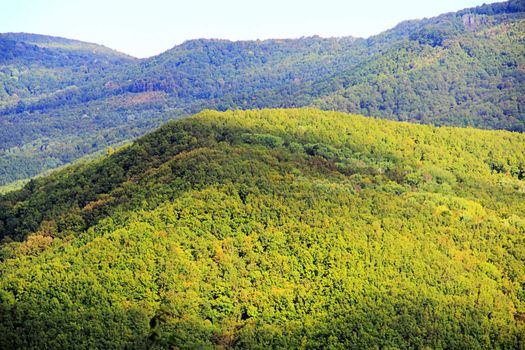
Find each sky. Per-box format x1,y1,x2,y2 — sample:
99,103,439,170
0,0,504,58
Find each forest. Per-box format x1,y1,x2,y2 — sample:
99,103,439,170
1,1,525,348
0,0,524,186
1,108,524,349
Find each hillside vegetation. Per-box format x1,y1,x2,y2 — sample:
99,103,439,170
1,109,524,349
1,0,524,185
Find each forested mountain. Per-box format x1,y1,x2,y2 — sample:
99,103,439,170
0,33,134,105
313,3,525,129
1,2,524,348
0,1,524,186
1,108,524,348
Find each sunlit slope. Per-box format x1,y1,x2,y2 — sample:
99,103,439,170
0,109,524,349
1,0,524,186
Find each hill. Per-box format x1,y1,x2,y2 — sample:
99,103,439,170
1,108,524,349
0,0,524,186
0,33,134,106
0,33,140,185
313,2,525,129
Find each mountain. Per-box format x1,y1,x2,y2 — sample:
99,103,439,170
0,1,523,186
0,33,134,105
313,2,525,128
0,33,139,185
1,108,524,349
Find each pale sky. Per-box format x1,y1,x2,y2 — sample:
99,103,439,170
0,0,504,58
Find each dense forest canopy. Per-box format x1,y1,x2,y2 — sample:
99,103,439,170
1,1,524,348
0,0,524,186
0,108,524,349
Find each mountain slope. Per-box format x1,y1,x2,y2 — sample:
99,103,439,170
313,3,525,129
0,0,524,186
0,33,134,106
1,109,524,349
0,33,140,185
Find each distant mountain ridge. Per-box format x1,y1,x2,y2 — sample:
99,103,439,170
0,0,523,185
0,33,134,102
0,32,134,57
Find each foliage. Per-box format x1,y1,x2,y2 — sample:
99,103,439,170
0,109,524,349
0,1,524,185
